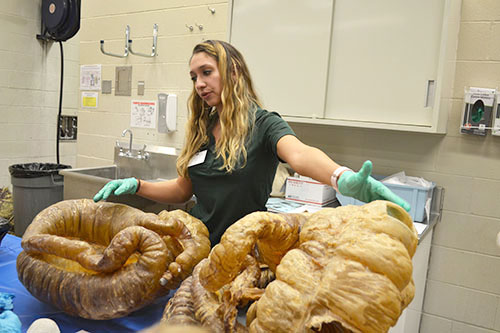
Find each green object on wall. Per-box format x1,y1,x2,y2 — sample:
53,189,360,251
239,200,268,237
472,100,485,123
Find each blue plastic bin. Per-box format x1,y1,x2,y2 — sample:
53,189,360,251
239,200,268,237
336,176,435,222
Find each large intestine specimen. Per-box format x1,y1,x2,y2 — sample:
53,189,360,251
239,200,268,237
162,200,418,333
16,199,210,320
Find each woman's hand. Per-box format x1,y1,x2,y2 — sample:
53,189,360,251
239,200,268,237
93,177,138,202
337,161,411,212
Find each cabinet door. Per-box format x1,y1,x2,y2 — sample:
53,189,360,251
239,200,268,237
324,0,446,126
229,0,460,133
230,0,333,118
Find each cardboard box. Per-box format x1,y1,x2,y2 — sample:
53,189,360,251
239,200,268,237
285,176,336,206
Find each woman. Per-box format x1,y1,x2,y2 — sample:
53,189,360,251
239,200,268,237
94,40,410,245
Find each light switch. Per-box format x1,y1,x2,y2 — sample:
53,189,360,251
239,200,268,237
138,81,145,96
115,66,132,96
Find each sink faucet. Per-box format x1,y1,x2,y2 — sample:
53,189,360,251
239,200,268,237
122,129,133,155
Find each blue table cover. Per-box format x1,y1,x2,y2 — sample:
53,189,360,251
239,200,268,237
0,234,173,333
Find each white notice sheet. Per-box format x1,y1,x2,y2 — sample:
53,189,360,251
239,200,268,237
80,64,102,90
131,100,157,129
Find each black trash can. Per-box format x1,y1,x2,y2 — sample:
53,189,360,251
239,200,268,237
0,217,10,246
9,163,71,237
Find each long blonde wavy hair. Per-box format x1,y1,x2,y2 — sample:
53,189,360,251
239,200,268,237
177,40,262,178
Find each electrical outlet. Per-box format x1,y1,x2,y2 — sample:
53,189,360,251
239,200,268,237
59,116,77,140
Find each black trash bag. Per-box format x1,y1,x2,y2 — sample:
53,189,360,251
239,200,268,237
8,163,71,178
0,217,10,246
0,187,13,232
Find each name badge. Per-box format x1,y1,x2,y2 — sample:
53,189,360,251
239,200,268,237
188,150,207,167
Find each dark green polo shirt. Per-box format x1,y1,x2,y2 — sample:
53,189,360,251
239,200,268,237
188,108,295,245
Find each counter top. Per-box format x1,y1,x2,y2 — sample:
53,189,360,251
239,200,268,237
415,186,444,243
267,185,444,244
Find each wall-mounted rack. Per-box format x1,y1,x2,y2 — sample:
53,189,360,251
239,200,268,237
100,24,158,58
128,24,158,57
100,26,129,58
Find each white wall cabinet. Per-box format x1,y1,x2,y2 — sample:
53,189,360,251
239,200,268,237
229,0,462,133
230,0,334,119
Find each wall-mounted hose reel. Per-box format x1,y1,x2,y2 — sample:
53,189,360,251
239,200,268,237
38,0,81,42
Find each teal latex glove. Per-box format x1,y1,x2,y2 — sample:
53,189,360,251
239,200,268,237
337,160,411,212
93,177,138,202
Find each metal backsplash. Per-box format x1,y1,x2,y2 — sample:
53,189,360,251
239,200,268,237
114,142,180,181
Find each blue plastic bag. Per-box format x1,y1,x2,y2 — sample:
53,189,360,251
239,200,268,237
0,293,21,333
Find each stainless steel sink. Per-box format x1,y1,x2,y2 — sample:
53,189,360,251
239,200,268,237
59,144,194,213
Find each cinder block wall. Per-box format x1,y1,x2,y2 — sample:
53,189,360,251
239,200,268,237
77,0,227,167
422,1,500,331
0,0,79,187
79,1,500,331
291,1,500,331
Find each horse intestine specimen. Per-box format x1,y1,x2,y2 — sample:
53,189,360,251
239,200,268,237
163,200,418,333
17,199,210,320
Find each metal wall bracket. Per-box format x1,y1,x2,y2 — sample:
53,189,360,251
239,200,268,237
100,26,130,58
128,24,158,57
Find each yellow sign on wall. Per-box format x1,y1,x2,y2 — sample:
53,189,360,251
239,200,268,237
82,92,98,108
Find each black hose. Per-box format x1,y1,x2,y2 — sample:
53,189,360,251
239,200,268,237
56,40,64,164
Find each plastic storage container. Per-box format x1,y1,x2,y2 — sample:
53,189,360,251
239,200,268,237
336,176,435,222
9,163,71,237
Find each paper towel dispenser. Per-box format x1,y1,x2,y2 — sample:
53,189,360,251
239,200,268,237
158,93,177,133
